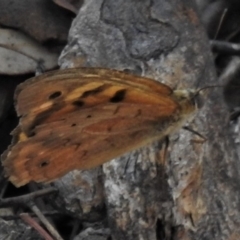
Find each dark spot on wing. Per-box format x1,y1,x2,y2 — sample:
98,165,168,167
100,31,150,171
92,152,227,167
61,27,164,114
81,85,107,98
82,150,88,157
74,143,81,150
63,139,71,146
135,109,142,117
110,89,126,103
40,160,49,168
87,115,92,118
110,142,115,147
71,123,76,127
72,100,84,107
49,91,62,99
29,102,63,135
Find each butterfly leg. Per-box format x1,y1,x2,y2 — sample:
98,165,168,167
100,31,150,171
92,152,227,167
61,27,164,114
159,136,169,165
183,126,207,143
182,126,207,142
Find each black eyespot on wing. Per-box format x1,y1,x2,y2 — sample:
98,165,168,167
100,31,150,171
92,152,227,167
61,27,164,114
40,160,49,168
110,89,126,103
72,100,84,107
49,91,62,99
71,123,76,127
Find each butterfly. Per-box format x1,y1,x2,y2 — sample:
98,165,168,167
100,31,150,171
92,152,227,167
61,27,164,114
1,68,201,187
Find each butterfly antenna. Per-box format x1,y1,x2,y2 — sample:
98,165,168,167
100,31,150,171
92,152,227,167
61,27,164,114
182,126,207,141
190,85,224,108
195,85,224,97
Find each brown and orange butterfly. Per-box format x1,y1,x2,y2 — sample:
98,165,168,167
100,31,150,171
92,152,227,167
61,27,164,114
2,68,201,187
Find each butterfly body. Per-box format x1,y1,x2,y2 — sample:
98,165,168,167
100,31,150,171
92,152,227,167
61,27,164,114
2,68,199,187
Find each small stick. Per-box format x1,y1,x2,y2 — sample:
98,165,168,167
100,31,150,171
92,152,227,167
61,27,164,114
69,219,81,240
1,211,62,221
20,212,54,240
211,40,240,55
30,203,64,240
0,180,8,198
182,126,207,141
28,182,57,230
0,187,58,207
53,0,78,14
214,8,228,39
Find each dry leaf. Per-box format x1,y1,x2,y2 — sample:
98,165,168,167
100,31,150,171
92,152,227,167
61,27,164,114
0,28,58,75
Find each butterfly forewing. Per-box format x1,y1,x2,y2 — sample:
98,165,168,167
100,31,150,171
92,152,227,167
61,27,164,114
16,68,177,136
2,68,186,187
16,68,173,114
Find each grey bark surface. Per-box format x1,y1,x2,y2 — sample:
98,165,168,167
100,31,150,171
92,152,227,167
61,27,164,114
57,0,240,239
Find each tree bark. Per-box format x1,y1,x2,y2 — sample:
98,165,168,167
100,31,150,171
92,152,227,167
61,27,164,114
56,0,240,239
